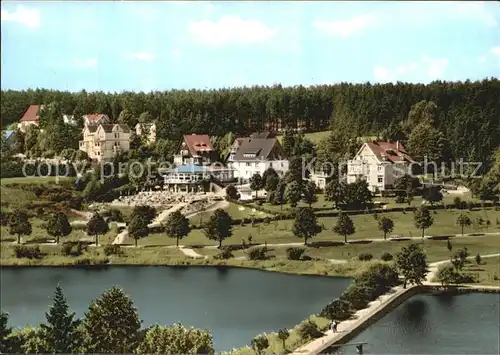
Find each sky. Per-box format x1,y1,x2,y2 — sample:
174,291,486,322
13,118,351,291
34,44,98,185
1,1,500,92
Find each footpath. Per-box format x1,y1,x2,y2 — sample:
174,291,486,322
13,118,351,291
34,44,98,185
290,253,500,355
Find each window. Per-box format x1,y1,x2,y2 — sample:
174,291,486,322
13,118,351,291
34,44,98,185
378,165,383,172
269,162,273,168
377,176,383,184
246,162,250,167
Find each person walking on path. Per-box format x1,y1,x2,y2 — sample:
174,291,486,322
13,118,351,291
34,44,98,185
331,320,337,332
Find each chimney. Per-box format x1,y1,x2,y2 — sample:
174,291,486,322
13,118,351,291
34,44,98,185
396,140,400,151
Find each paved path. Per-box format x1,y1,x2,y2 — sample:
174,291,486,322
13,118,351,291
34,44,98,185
179,247,204,258
184,200,229,220
426,253,500,283
291,285,416,355
150,202,187,227
291,252,500,355
202,232,498,250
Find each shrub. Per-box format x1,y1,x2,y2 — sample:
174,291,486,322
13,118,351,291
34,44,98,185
320,299,352,321
355,263,399,299
103,244,123,256
215,248,233,260
358,253,373,261
297,320,324,340
286,247,306,260
13,245,42,259
380,252,394,261
394,195,406,204
0,210,11,226
247,246,268,260
340,284,374,310
61,241,86,256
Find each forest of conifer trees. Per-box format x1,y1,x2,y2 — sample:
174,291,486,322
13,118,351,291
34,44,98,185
1,78,499,162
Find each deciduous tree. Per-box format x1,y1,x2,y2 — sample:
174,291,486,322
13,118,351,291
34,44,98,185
456,213,472,235
333,213,355,243
128,215,149,247
8,210,32,244
285,181,302,208
378,216,394,240
302,180,318,207
86,213,109,246
135,324,214,354
203,209,232,248
414,206,433,239
46,212,72,244
325,180,345,209
225,184,240,200
250,173,263,199
164,210,190,247
396,243,429,288
292,207,321,245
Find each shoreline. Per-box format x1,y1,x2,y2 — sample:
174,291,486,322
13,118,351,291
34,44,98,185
292,283,499,355
0,258,360,279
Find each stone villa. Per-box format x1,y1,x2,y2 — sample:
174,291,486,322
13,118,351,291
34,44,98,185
79,123,131,161
347,140,415,192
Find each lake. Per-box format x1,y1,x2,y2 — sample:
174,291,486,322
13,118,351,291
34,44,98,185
0,266,350,351
340,292,499,354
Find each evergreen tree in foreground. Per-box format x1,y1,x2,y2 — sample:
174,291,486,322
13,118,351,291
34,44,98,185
40,285,80,353
83,286,141,353
0,311,12,353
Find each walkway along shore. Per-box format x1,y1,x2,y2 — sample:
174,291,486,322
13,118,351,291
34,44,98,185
290,254,500,355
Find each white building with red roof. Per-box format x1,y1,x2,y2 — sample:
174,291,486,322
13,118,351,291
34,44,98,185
18,104,43,132
347,140,415,191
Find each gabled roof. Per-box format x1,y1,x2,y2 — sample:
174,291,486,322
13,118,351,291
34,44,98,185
182,134,214,156
364,141,414,164
232,137,284,161
98,124,114,133
84,113,108,123
20,105,41,122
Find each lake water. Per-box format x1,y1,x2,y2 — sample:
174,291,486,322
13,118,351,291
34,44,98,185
0,266,350,351
340,292,499,354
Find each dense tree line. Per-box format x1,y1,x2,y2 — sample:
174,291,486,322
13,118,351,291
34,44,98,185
0,286,214,354
2,79,499,161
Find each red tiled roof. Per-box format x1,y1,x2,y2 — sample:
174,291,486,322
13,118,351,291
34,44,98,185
84,114,107,123
365,141,414,163
20,105,40,122
183,134,214,156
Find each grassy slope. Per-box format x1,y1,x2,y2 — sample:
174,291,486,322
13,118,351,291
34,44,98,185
141,208,500,247
0,176,73,185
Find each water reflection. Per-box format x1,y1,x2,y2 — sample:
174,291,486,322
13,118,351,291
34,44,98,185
1,266,349,352
349,293,499,354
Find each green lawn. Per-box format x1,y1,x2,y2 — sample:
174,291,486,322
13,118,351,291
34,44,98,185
0,176,73,185
276,130,331,145
193,234,500,263
1,219,119,245
140,208,500,247
188,202,271,225
462,257,500,286
247,192,483,216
